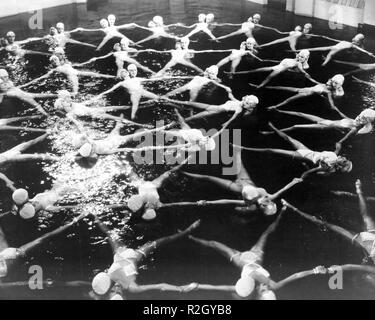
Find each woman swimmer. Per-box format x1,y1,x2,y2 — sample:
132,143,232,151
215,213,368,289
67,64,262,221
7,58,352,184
231,50,313,89
233,122,353,175
90,217,200,299
296,33,375,67
183,14,218,41
182,207,327,299
284,180,375,265
181,153,304,216
262,74,347,118
20,52,115,94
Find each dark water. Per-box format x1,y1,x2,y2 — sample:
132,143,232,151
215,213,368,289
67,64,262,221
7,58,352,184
0,0,375,300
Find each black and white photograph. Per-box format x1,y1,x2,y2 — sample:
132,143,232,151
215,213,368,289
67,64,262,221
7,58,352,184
0,0,374,303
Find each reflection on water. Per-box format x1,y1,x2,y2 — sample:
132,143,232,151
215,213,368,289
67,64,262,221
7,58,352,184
0,0,374,300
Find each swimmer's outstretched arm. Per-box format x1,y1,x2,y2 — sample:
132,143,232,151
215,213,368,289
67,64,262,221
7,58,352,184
257,25,288,34
268,177,304,201
70,27,103,33
90,82,124,101
245,51,280,63
116,23,138,30
326,91,349,119
308,34,340,43
179,283,235,293
215,29,244,41
353,76,375,88
353,45,375,58
67,38,96,48
331,264,375,274
0,173,17,192
16,37,45,45
211,111,242,139
128,283,187,294
259,36,291,48
18,70,55,89
271,266,327,291
96,35,115,51
17,213,86,256
72,53,114,67
114,143,191,154
160,199,245,209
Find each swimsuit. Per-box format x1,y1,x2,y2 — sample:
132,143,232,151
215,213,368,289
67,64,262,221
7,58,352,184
296,149,338,165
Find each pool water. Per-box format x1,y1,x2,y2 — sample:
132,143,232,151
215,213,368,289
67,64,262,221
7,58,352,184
0,0,375,300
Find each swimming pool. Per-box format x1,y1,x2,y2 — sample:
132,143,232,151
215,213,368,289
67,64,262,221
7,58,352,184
0,0,374,300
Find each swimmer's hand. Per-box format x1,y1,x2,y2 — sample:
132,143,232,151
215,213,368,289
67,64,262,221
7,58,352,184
335,142,342,154
313,266,328,275
180,283,199,293
197,200,207,206
292,178,304,184
327,265,341,274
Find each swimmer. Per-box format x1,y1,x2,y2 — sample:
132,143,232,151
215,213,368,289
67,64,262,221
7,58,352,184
262,109,371,136
167,95,259,132
335,107,375,153
10,183,77,220
70,115,171,158
263,74,347,118
233,122,353,175
2,31,51,59
0,115,46,133
216,39,279,78
53,22,96,49
183,207,327,299
259,25,310,51
296,33,375,66
90,66,171,120
164,65,234,101
126,157,191,220
76,39,155,77
0,69,54,115
182,154,304,216
232,50,313,88
90,217,201,299
74,16,136,50
55,90,151,128
20,53,115,94
284,181,375,265
0,213,86,279
183,14,218,41
135,16,181,45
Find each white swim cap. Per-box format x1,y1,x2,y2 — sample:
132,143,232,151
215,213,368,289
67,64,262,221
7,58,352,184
298,49,310,58
127,194,145,212
108,14,116,22
0,69,9,77
243,95,259,106
127,64,137,71
206,13,215,22
259,290,277,300
56,22,65,29
92,272,112,295
304,23,312,29
142,208,157,221
242,185,260,201
72,134,87,148
246,37,257,45
19,203,36,220
358,123,373,135
50,55,60,63
202,137,216,151
253,14,261,20
0,248,18,260
100,19,109,27
198,13,207,21
6,31,15,37
260,200,277,216
295,25,302,32
12,189,29,206
235,276,255,298
205,65,219,75
331,74,345,86
353,33,365,42
110,294,123,300
78,143,93,158
120,38,129,45
153,16,163,25
58,90,71,99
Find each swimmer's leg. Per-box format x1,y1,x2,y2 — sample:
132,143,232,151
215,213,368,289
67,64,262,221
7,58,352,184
322,50,336,67
18,214,86,256
155,60,176,77
188,235,241,267
93,216,122,253
137,220,201,260
237,66,274,75
164,84,191,98
334,60,368,68
10,133,48,153
251,206,286,263
99,113,152,128
1,115,42,125
275,110,326,123
180,60,204,74
0,126,47,133
260,37,289,48
68,39,96,48
181,172,242,194
264,86,302,93
68,75,79,94
269,122,308,150
13,95,48,116
175,109,191,130
232,144,302,160
258,70,283,88
216,30,243,41
78,71,114,79
130,92,142,120
268,94,306,110
216,57,231,68
136,35,157,46
284,201,360,244
10,154,59,163
303,46,332,52
185,110,222,122
356,180,375,231
235,154,254,185
28,93,57,99
229,58,241,76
